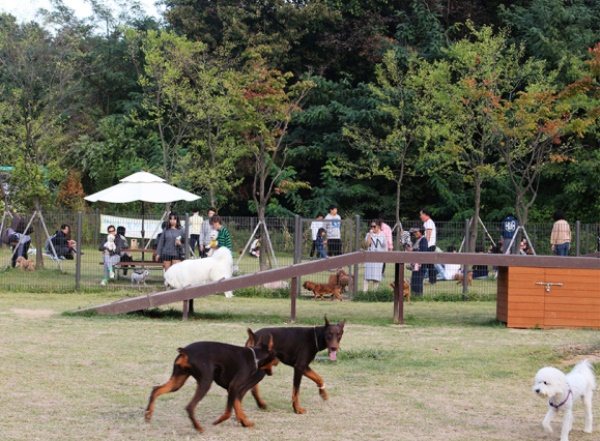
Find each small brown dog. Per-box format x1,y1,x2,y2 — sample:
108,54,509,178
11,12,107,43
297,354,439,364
303,281,343,301
327,268,354,293
389,280,410,303
15,256,35,272
454,271,473,286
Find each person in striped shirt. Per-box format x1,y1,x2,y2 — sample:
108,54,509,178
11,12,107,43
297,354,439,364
209,215,232,255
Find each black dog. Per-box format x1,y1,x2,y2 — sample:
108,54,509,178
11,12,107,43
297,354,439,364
145,330,278,432
248,316,345,414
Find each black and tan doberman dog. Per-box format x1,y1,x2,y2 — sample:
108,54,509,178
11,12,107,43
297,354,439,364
248,316,346,414
145,330,278,432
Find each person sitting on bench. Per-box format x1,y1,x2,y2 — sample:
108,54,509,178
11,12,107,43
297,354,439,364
48,224,78,260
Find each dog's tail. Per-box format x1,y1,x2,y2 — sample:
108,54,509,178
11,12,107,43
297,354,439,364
572,359,597,390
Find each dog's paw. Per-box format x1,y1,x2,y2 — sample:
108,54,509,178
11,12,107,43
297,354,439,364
542,423,553,434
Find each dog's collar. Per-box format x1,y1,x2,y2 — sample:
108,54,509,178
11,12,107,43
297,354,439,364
314,327,320,351
248,347,259,370
549,388,572,409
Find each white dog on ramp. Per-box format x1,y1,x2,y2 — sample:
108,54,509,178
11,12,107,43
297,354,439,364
164,247,234,298
533,359,596,441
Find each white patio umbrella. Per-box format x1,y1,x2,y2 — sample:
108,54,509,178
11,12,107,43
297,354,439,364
85,171,200,245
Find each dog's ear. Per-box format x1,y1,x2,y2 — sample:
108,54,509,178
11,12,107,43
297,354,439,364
246,328,256,347
260,333,274,352
338,319,346,329
324,315,330,326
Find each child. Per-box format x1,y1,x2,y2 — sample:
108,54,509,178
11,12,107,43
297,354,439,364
249,236,260,258
315,227,327,259
309,212,324,259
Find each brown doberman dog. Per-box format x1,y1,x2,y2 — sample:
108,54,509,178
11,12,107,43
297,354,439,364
145,330,278,432
248,316,346,414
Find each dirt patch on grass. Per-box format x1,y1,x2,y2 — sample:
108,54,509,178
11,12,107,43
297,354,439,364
11,308,55,319
560,344,600,365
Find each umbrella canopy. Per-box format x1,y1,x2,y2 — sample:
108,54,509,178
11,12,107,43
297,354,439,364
85,171,200,247
84,171,200,204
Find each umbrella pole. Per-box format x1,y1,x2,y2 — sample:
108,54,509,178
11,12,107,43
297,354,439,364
141,202,145,249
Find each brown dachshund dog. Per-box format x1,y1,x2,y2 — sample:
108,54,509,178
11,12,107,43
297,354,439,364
389,280,411,303
145,330,278,433
455,271,473,286
327,268,354,293
303,280,343,301
249,316,346,414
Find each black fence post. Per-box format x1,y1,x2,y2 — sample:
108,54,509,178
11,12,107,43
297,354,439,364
463,219,470,300
575,220,580,256
76,211,82,290
353,215,361,294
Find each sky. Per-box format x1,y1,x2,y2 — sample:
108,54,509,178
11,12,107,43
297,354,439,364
0,0,164,24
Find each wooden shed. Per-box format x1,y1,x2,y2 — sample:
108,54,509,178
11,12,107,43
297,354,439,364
497,266,600,329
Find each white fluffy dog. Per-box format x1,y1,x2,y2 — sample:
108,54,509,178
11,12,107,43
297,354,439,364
533,359,596,441
164,247,234,298
131,269,150,289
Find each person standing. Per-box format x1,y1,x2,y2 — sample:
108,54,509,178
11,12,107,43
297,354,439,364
210,214,232,254
325,204,342,256
379,212,393,276
419,209,437,284
116,226,133,276
199,207,217,258
363,219,387,291
99,225,124,286
409,226,428,295
551,209,571,256
315,227,327,259
500,213,518,254
154,212,185,271
189,208,203,255
309,212,324,259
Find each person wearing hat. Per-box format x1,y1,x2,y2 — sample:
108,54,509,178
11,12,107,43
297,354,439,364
325,204,342,256
408,226,428,295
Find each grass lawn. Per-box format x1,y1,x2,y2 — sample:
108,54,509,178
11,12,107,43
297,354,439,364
1,291,598,441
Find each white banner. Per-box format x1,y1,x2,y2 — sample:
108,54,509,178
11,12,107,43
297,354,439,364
99,214,187,240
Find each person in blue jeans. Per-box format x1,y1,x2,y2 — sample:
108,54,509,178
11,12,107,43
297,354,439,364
551,209,571,256
315,228,327,259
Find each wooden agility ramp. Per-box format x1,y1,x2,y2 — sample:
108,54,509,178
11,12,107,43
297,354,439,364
73,252,599,325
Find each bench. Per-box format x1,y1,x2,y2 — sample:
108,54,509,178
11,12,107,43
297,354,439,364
99,261,164,279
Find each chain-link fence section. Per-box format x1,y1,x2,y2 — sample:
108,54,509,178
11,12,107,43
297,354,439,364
1,210,597,294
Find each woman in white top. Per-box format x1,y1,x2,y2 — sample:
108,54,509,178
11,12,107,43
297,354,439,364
363,219,387,291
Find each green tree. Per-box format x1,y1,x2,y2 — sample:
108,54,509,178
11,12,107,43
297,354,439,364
493,43,600,227
408,24,545,249
233,52,313,266
0,16,82,266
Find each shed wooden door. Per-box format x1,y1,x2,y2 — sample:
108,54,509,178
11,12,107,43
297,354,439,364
498,267,600,329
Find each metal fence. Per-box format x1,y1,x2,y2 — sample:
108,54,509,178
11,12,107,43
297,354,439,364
1,210,598,293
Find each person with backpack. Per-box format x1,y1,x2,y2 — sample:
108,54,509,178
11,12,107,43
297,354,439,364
500,214,518,254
